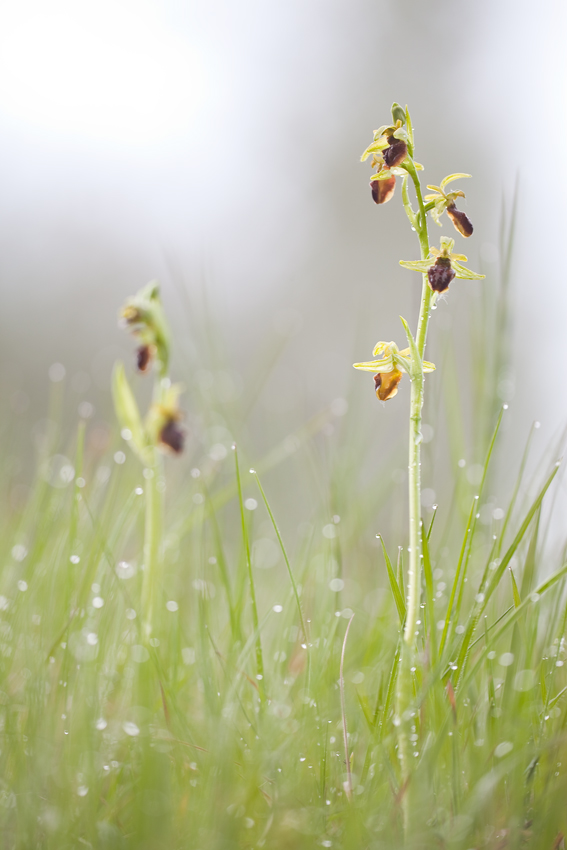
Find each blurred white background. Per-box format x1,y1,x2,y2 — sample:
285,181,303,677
0,0,565,457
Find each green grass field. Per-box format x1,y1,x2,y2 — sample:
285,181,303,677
2,202,567,850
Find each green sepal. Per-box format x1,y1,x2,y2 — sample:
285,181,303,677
373,124,390,141
391,102,406,126
399,258,432,273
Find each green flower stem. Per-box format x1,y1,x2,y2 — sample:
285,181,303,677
396,158,432,831
141,448,163,642
404,159,433,646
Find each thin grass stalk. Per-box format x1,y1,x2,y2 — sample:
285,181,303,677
233,444,265,698
141,449,163,641
340,613,355,801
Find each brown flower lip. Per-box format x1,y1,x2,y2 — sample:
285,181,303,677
371,175,396,205
427,257,456,293
159,419,185,454
136,344,154,373
374,369,402,401
447,203,473,237
382,137,407,169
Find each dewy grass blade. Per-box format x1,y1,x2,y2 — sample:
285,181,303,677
379,642,401,741
233,444,265,698
439,495,476,656
458,561,567,694
396,546,405,609
496,421,537,557
509,566,521,608
439,408,503,655
340,613,355,802
520,508,541,599
483,461,561,607
377,534,406,625
251,469,308,642
421,523,437,665
202,478,238,641
454,465,562,687
426,504,438,541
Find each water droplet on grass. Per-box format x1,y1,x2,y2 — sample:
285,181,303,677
49,363,66,382
123,721,140,737
116,561,136,579
11,545,27,562
495,741,513,758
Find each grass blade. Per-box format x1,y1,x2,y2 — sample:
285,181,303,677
377,535,406,625
233,444,265,697
251,469,308,642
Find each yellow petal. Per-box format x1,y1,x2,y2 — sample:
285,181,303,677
372,340,396,356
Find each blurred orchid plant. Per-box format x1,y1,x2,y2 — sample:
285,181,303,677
112,282,185,639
